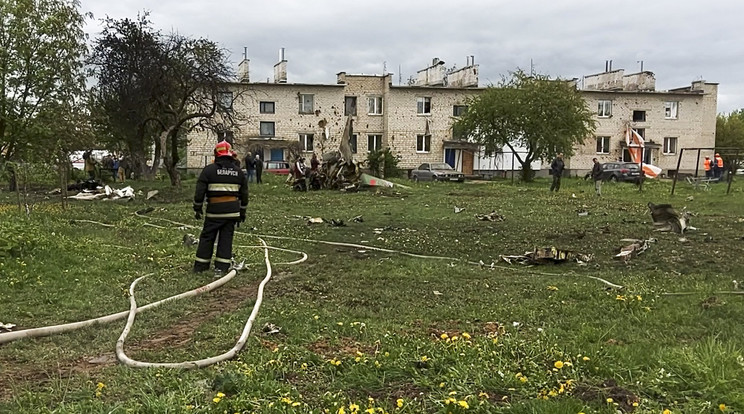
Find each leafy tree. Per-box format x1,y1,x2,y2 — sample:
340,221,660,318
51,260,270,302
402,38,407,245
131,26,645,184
716,110,744,149
0,0,88,187
453,70,595,181
367,148,401,178
89,14,241,186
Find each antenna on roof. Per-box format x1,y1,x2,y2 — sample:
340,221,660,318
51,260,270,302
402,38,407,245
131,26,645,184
243,47,247,60
383,61,387,74
637,60,643,72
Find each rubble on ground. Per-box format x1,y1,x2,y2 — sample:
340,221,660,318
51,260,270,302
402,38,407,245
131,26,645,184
501,247,593,265
476,211,505,222
67,184,135,201
614,238,656,262
648,202,694,233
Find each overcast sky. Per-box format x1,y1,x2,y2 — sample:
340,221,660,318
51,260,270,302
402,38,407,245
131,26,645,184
81,0,743,114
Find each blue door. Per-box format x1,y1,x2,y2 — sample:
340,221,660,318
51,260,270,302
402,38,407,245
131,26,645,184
444,149,456,168
270,148,284,161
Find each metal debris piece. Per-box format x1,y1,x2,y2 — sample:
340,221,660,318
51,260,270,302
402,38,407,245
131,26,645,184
350,215,364,223
329,219,346,227
501,247,593,265
146,190,159,200
614,238,656,261
262,322,282,335
454,206,465,214
231,259,245,271
136,207,155,215
433,291,443,296
648,202,691,234
308,217,324,224
0,322,16,331
475,211,505,222
577,210,589,217
182,234,198,246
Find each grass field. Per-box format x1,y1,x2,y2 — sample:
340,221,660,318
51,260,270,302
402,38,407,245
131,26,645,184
1,173,743,413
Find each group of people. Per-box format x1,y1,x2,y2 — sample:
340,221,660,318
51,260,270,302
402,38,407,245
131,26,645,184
242,152,263,184
82,150,127,183
703,153,725,179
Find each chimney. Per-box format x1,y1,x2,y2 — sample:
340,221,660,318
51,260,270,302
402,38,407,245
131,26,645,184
274,47,287,83
237,47,250,83
432,57,439,66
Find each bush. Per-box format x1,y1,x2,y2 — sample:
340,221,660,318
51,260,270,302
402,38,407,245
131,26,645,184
366,148,401,178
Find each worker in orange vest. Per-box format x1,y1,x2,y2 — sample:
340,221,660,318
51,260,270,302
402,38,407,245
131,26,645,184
714,153,724,179
703,156,712,178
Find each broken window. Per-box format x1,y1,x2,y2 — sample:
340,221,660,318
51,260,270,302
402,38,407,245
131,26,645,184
259,122,275,137
597,100,612,117
416,134,431,152
453,105,468,116
368,134,382,152
299,133,314,152
634,128,645,138
596,136,610,154
633,110,646,122
417,97,432,115
217,92,233,112
663,137,677,154
350,134,357,154
260,101,275,114
368,96,383,115
299,94,314,114
665,101,678,119
345,96,357,116
217,130,234,144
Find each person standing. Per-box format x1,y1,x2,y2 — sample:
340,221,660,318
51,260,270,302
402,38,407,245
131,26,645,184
310,153,320,171
549,153,565,192
714,153,724,179
244,151,255,183
591,158,603,196
254,154,263,184
83,150,97,180
703,156,712,178
193,141,248,275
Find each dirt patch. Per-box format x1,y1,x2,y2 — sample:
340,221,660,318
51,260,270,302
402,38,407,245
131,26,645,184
307,336,379,358
573,379,640,413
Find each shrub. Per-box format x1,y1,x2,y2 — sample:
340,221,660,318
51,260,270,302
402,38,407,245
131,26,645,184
366,148,401,178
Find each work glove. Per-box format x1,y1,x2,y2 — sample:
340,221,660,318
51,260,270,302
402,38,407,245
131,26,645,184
194,210,202,220
239,210,246,224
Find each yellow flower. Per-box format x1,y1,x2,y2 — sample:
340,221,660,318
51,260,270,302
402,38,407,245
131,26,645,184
213,397,221,403
349,403,360,412
374,361,381,367
519,376,528,383
554,361,564,369
420,355,429,362
338,406,346,414
366,409,376,414
547,285,558,291
606,398,613,403
636,295,643,301
632,402,639,407
439,382,445,388
96,382,106,389
448,391,457,396
396,398,404,407
440,333,449,339
292,402,301,407
616,295,626,301
663,410,672,414
458,400,469,409
444,397,456,405
337,322,344,326
314,315,319,320
355,357,362,362
582,356,590,361
719,404,726,412
216,392,225,398
462,332,471,339
479,392,489,399
301,362,308,370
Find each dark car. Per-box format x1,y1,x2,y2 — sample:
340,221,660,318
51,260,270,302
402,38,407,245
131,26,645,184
411,162,465,182
599,162,642,183
264,160,291,175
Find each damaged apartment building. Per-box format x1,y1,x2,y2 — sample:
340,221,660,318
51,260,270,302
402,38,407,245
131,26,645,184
185,52,718,177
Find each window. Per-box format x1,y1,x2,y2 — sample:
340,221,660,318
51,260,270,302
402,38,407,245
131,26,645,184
632,110,646,122
663,137,677,154
217,92,233,112
349,134,357,154
259,122,275,137
453,105,468,116
417,97,432,114
217,131,234,144
260,101,275,114
634,128,645,138
596,136,610,154
416,134,431,152
368,134,382,152
665,101,679,119
368,96,383,115
299,94,314,114
597,100,612,117
344,96,357,116
299,133,314,152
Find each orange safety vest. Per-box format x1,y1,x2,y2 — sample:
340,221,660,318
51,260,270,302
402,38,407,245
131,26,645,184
716,156,723,168
703,158,711,171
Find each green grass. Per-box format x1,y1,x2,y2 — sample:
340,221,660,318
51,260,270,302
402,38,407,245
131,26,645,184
1,174,744,413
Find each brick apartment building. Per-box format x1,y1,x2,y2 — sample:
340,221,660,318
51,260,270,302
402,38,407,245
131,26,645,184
185,53,717,178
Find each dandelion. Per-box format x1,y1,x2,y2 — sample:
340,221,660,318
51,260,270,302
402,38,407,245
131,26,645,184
632,402,639,407
616,295,626,301
213,397,222,403
397,398,404,408
314,315,319,320
462,332,471,340
663,410,672,414
478,392,489,399
444,397,457,405
439,382,445,388
420,355,430,362
582,356,590,361
365,409,375,414
636,295,643,301
606,398,613,403
349,403,360,412
374,361,381,368
301,362,308,370
554,361,564,369
458,400,469,409
338,406,346,414
440,333,449,340
547,286,558,291
719,404,726,412
337,322,344,326
519,376,528,383
448,391,457,396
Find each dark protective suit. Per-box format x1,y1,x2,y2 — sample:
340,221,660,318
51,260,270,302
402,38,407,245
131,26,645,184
193,156,249,272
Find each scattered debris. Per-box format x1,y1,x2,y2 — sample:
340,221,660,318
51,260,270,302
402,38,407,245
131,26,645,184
307,217,324,224
146,190,159,200
328,219,346,227
262,322,282,335
614,238,656,261
454,206,465,214
501,247,593,265
136,207,155,215
433,291,443,296
577,210,590,217
47,188,62,195
183,234,198,247
0,322,16,332
686,195,694,201
648,202,692,234
350,215,364,223
475,211,505,222
68,185,135,201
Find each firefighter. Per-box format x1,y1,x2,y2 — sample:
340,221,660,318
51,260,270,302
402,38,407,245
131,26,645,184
703,156,712,178
193,141,248,275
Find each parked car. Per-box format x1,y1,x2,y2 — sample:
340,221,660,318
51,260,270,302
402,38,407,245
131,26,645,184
264,160,291,175
599,162,642,183
410,163,465,182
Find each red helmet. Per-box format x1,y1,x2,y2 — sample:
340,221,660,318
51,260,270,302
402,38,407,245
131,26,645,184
215,140,232,157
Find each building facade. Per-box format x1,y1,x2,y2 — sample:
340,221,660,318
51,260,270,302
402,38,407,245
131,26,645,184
186,58,717,178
